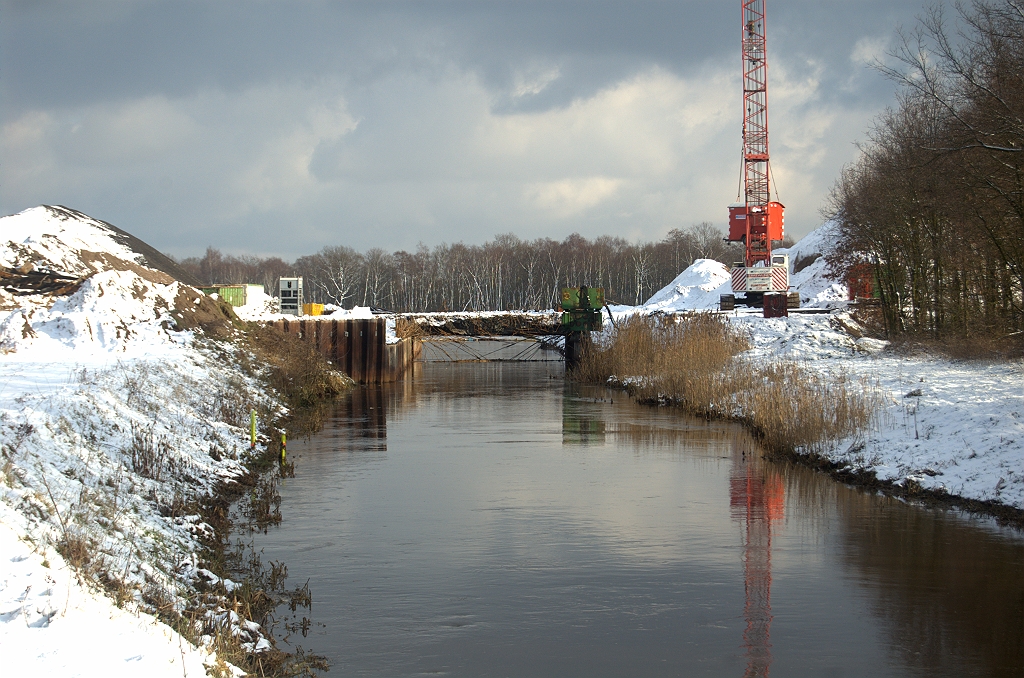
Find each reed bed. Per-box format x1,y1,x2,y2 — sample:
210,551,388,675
577,314,879,455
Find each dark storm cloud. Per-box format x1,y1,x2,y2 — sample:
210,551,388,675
2,1,905,113
1,1,942,258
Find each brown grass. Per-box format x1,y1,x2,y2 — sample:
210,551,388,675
577,314,880,455
242,324,354,407
394,317,427,338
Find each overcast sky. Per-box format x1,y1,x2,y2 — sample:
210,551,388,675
1,1,937,260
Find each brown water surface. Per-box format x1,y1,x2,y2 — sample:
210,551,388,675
250,362,1024,677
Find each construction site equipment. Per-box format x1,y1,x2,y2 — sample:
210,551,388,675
201,284,264,307
846,263,878,301
303,303,325,316
279,277,303,316
560,285,604,370
723,0,795,309
559,286,604,333
762,292,788,318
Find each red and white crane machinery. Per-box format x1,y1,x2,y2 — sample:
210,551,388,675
723,0,793,311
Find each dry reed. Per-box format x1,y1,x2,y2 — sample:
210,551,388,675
242,325,354,407
578,314,879,455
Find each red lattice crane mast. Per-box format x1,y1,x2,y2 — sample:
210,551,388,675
724,0,792,310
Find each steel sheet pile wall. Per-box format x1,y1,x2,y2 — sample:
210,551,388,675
272,317,419,383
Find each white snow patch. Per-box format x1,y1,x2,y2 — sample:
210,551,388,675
0,512,235,677
642,258,732,312
638,221,849,313
231,285,280,321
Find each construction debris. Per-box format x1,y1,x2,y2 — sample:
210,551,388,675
0,264,86,296
395,312,561,338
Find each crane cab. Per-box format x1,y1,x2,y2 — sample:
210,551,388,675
727,202,785,242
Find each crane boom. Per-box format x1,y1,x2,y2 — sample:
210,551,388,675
725,0,791,307
742,0,770,221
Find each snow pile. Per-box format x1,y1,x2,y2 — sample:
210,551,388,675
0,206,245,361
0,206,156,279
0,269,188,356
328,305,376,319
639,222,848,312
0,206,284,675
642,259,732,312
772,221,848,309
232,285,279,321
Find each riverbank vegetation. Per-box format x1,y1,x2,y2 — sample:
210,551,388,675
243,324,355,408
188,326,353,675
132,326,351,677
827,0,1024,348
577,314,881,455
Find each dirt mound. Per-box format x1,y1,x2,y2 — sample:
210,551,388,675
169,287,243,339
42,206,202,286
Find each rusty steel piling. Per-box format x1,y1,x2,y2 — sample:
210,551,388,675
272,317,419,384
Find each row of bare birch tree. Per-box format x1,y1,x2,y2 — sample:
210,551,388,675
176,223,748,312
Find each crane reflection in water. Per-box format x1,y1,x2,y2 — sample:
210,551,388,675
730,446,785,677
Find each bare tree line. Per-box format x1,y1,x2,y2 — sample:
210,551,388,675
175,223,749,312
826,0,1024,338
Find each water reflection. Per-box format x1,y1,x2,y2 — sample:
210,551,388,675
561,392,606,446
336,386,387,448
261,364,1023,677
729,448,785,678
838,492,1024,675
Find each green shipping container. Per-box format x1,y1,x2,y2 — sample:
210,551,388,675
215,285,248,307
201,284,264,307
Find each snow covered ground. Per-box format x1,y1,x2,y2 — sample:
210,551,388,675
0,207,278,676
728,310,1024,509
618,222,1024,511
0,514,218,677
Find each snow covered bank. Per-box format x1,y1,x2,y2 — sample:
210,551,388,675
608,223,1024,514
0,206,293,676
732,310,1024,511
0,507,225,677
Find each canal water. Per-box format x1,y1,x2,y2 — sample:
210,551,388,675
251,362,1024,677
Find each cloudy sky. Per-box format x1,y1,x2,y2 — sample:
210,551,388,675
1,1,935,259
